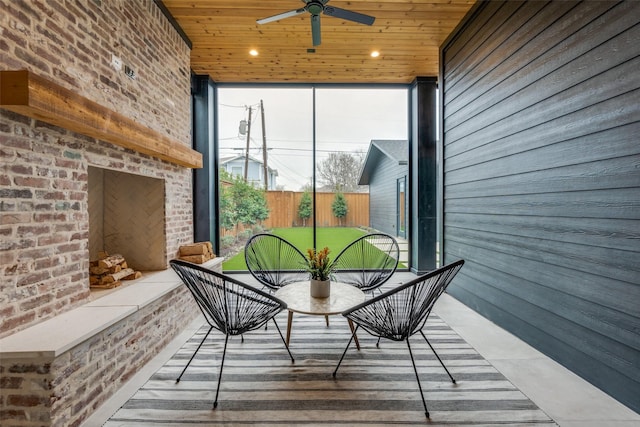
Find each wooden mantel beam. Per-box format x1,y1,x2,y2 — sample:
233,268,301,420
0,70,202,169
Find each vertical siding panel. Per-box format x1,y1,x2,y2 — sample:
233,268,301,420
369,156,407,236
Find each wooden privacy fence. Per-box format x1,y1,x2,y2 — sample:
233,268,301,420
263,191,370,228
220,191,370,241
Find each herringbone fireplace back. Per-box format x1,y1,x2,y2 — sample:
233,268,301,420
88,166,166,271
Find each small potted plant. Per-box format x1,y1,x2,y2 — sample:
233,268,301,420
305,246,334,298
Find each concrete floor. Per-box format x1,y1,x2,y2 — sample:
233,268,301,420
83,271,640,427
434,293,640,426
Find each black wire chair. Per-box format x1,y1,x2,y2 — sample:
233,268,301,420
332,232,400,293
245,233,309,292
333,259,465,418
170,259,294,409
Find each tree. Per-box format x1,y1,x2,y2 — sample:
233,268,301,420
298,191,312,227
219,169,236,231
219,185,236,231
219,169,269,236
229,176,269,226
317,152,364,192
331,192,348,226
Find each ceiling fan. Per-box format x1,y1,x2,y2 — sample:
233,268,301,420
257,0,376,46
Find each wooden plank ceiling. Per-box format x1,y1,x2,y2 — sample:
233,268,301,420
162,0,476,84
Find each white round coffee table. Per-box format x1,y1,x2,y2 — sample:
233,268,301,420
275,281,365,349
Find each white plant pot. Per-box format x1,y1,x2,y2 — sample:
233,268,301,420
310,279,330,298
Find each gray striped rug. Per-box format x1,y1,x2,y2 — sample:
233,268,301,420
105,313,556,426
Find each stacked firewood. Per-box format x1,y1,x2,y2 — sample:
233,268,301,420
178,241,215,264
89,252,142,289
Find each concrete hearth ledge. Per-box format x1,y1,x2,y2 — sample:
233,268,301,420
0,258,223,359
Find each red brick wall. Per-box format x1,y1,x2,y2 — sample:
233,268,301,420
0,0,194,338
0,285,198,427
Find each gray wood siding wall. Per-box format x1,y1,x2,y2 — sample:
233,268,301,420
368,156,406,236
441,0,640,412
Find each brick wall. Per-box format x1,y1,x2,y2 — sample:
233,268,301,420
0,285,197,427
0,0,194,338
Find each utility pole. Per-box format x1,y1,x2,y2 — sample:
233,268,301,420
260,99,268,191
243,106,252,182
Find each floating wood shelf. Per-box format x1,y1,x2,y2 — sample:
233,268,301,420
0,70,202,168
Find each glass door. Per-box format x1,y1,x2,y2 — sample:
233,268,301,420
217,86,408,271
217,87,314,269
397,177,406,239
315,87,408,257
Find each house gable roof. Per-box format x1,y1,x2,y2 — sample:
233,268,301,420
220,154,278,176
358,140,408,185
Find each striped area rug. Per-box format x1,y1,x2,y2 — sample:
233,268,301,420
105,313,556,426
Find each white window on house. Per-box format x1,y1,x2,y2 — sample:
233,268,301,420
231,166,242,177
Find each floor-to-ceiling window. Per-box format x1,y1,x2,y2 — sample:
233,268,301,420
217,85,408,271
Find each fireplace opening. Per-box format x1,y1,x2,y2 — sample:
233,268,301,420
88,167,167,282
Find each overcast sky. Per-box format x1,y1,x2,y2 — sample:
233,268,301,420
217,87,408,190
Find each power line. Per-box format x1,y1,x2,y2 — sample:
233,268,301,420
219,146,362,154
220,102,260,109
262,137,372,145
267,156,310,186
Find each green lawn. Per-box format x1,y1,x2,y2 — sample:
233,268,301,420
222,227,368,271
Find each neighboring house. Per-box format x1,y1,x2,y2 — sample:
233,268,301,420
220,154,278,190
359,140,408,238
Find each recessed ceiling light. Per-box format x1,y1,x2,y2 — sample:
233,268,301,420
371,51,380,58
249,49,259,56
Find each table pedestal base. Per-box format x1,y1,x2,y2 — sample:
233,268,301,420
285,311,361,350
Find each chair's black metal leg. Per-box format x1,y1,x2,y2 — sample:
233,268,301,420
407,338,429,418
376,303,393,348
272,318,295,363
213,333,230,409
333,325,359,377
176,326,213,383
420,330,455,384
254,284,272,332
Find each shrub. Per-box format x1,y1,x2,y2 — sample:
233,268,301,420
298,191,312,226
220,235,236,249
239,229,253,240
219,169,270,232
332,192,348,226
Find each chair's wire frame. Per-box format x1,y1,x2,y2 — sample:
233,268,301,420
332,232,400,293
170,259,295,408
332,259,465,418
245,233,310,291
245,233,335,327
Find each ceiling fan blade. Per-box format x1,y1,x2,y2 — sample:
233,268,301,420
257,8,305,25
323,6,375,26
311,14,321,46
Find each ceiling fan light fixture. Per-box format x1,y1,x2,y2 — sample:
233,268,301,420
249,49,259,56
371,50,380,58
256,0,375,46
306,1,324,15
